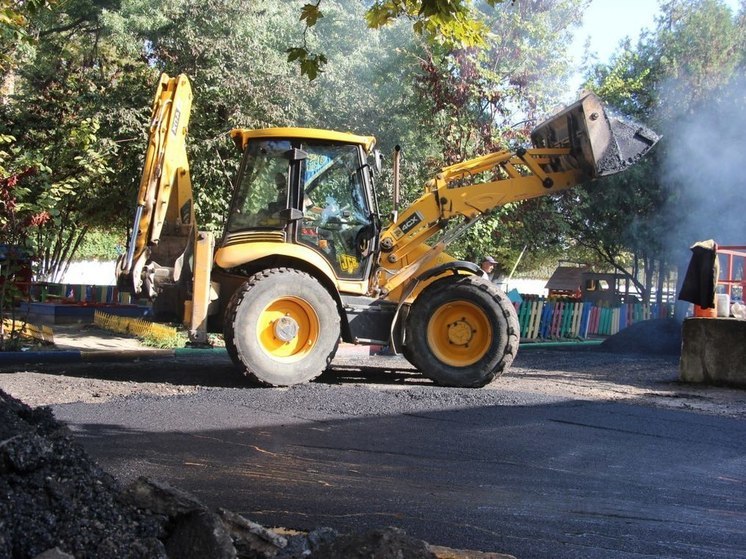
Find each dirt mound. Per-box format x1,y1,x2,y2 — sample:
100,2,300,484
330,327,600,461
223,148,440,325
599,318,682,355
0,390,166,558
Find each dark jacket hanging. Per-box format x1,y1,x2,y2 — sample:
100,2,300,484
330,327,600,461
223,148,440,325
678,240,719,308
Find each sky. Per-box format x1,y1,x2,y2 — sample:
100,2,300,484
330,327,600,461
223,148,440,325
567,0,743,95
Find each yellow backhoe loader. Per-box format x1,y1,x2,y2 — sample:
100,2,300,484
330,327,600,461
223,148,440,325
116,74,658,387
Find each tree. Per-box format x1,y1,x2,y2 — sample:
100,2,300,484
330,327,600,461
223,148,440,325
3,0,319,278
0,0,128,281
117,0,316,226
2,0,429,285
289,0,509,79
107,0,425,229
0,137,50,350
0,0,55,80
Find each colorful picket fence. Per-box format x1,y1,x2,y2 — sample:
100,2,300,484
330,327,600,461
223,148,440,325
515,299,672,340
2,318,54,343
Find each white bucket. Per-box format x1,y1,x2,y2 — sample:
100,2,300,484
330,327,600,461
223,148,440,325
716,293,731,317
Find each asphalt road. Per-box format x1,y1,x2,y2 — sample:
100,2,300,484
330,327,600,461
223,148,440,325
50,352,745,559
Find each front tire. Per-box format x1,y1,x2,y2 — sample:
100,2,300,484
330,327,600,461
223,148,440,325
404,275,519,387
224,268,340,386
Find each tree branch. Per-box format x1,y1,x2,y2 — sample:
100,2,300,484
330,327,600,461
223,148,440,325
38,17,88,38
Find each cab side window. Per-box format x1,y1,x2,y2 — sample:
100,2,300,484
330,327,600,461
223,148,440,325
226,140,291,232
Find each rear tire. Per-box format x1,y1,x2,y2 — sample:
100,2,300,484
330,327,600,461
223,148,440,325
224,268,340,386
404,275,519,387
400,343,420,370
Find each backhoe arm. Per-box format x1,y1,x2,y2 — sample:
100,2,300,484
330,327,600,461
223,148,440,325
376,93,659,296
116,73,196,297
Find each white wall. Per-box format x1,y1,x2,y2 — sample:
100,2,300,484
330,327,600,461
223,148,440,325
59,260,117,285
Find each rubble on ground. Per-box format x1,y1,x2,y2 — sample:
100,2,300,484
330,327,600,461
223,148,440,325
0,389,514,559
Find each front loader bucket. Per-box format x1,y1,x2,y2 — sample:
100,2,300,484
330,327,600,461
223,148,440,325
531,93,660,178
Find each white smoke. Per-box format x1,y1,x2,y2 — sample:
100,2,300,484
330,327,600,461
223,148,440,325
661,73,746,250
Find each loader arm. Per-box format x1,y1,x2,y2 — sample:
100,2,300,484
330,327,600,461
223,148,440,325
376,92,659,298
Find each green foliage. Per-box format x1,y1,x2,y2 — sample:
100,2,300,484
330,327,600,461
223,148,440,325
286,46,328,80
0,0,53,75
288,0,510,79
0,0,144,281
286,1,327,79
141,329,186,348
366,0,507,47
583,44,654,120
112,0,318,227
5,0,596,282
0,138,46,349
75,229,124,260
654,0,743,116
300,2,324,27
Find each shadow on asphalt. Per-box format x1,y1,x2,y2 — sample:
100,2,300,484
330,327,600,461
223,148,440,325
317,363,430,386
3,346,689,392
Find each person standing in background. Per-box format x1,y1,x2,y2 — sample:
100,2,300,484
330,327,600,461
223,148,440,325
480,256,497,279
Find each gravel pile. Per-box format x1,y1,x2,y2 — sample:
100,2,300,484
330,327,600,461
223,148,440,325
599,318,682,355
0,390,166,558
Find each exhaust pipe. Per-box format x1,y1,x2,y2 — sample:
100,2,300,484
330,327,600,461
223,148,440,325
531,93,660,178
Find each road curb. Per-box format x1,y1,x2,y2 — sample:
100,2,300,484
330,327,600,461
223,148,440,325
0,348,188,366
519,339,604,350
0,348,179,366
0,351,85,365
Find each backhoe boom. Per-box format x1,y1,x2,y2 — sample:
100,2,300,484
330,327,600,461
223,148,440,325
115,73,212,343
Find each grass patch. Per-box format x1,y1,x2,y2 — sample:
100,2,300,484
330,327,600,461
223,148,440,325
140,330,187,349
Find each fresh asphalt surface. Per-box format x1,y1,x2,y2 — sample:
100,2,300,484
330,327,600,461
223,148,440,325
50,352,745,559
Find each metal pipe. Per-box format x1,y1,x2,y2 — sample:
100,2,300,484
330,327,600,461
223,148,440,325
506,245,527,290
123,205,143,273
393,145,401,213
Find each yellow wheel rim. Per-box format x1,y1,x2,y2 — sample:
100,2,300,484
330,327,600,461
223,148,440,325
426,300,492,367
256,296,320,362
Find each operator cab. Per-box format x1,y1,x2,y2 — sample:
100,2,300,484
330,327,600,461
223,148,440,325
225,128,380,280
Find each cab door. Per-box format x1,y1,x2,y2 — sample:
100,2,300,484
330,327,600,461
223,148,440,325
297,142,376,280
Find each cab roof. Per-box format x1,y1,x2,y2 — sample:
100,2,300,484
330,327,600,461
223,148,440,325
230,127,377,153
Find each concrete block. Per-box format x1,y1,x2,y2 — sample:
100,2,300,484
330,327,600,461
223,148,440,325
680,318,746,387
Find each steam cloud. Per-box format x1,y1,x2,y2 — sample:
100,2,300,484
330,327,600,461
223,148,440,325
660,73,746,303
661,74,746,250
